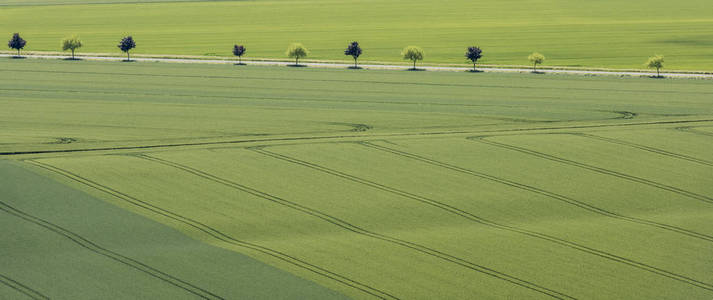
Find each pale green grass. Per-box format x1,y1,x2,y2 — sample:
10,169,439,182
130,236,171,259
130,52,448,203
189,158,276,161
1,58,712,299
1,0,713,69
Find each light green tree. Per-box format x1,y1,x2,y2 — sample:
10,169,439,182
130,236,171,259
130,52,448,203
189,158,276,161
528,52,545,73
61,35,83,60
646,55,664,77
286,43,309,66
401,46,424,70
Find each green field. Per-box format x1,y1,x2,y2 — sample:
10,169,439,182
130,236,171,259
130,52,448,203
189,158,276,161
1,57,712,299
1,0,713,70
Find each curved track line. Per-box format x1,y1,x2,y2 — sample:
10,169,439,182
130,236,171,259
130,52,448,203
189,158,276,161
675,126,713,138
135,154,574,300
469,136,713,205
0,200,223,299
568,133,713,167
349,142,713,292
0,274,49,300
25,160,396,300
3,119,713,157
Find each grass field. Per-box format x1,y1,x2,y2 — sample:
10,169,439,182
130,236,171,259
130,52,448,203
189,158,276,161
1,58,713,299
1,0,713,70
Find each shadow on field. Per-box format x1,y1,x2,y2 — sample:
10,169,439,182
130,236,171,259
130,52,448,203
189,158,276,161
234,63,247,66
287,64,307,68
121,60,135,63
531,71,545,74
649,75,665,79
467,70,484,73
8,56,26,59
347,66,363,70
62,58,83,61
406,68,426,71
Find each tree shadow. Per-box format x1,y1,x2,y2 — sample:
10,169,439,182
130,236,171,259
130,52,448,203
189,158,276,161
234,62,247,66
531,71,545,74
121,60,135,63
467,69,484,73
347,66,363,70
9,56,26,59
648,75,665,79
287,64,307,68
406,68,426,71
62,57,83,61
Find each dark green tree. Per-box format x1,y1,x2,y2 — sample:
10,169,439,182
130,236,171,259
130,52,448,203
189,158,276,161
8,33,27,57
465,46,483,71
344,41,362,68
232,44,246,64
118,36,136,61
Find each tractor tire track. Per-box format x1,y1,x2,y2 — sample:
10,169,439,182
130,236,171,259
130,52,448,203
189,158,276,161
25,160,396,300
360,141,713,243
0,200,223,300
135,154,574,300
675,126,713,138
2,118,713,157
469,136,713,205
348,142,713,292
567,133,713,167
0,274,49,300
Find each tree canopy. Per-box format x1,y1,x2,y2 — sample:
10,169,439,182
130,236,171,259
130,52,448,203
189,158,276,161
286,43,309,65
344,41,362,68
62,35,83,59
465,46,483,71
528,52,545,72
646,55,664,77
8,33,27,56
118,36,136,60
401,46,424,70
232,44,246,64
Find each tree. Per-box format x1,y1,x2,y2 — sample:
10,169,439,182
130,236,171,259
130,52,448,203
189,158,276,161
8,33,27,57
117,36,136,61
401,46,424,70
465,46,483,71
344,41,362,68
62,35,83,60
232,44,246,64
646,55,664,77
286,43,309,66
528,52,545,73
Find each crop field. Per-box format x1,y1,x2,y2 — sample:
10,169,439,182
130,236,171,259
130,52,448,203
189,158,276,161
1,58,713,299
1,0,713,70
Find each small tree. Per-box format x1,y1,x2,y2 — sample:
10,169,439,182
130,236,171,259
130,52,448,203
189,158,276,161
646,55,664,77
402,46,424,70
232,44,246,64
344,41,362,68
8,33,27,57
118,36,136,61
62,35,83,60
465,46,483,71
286,43,309,66
528,52,545,73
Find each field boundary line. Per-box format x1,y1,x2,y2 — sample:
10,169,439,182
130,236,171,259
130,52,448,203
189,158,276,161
24,160,396,300
675,126,713,138
0,196,224,299
135,153,574,300
468,136,713,205
254,144,713,293
2,54,712,78
0,274,49,300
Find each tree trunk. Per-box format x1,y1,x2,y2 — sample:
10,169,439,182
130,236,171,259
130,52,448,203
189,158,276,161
17,49,20,56
354,57,357,68
295,57,298,65
239,56,242,64
127,51,130,61
533,62,537,73
72,49,75,60
473,61,476,71
657,67,660,77
413,60,416,70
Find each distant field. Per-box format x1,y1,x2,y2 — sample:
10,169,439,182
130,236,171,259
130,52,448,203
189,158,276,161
1,0,713,70
1,58,712,299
